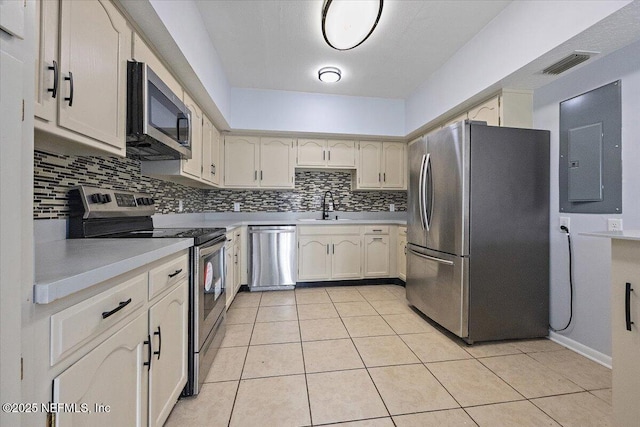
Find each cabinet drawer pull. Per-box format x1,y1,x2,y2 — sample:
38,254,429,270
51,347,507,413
168,269,183,278
373,237,383,241
47,60,58,98
626,282,634,331
101,298,132,319
143,334,152,370
153,326,162,360
373,229,382,232
64,71,74,106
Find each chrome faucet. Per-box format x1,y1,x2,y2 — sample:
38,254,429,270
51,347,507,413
322,191,336,220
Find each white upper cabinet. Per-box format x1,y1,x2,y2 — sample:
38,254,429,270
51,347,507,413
224,136,260,187
224,136,294,189
35,0,132,157
260,137,295,188
356,141,406,190
202,115,221,186
297,139,356,168
131,33,182,101
467,96,500,126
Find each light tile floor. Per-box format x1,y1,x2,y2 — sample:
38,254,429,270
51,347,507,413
165,285,612,427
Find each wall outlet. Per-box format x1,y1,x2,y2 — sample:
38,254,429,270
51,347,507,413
608,218,623,231
178,200,183,212
559,216,570,230
389,204,395,212
233,202,241,212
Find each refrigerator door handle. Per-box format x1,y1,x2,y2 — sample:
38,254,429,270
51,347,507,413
418,154,428,230
408,248,454,266
425,153,433,231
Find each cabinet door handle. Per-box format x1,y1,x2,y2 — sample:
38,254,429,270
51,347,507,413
378,173,381,182
153,326,162,360
332,244,335,254
254,170,257,180
143,334,152,370
323,150,326,161
404,245,407,254
168,269,182,278
326,244,329,254
260,170,263,180
47,60,58,98
328,151,331,161
211,164,216,175
101,298,132,319
234,254,238,265
626,282,634,331
383,172,386,182
64,71,74,106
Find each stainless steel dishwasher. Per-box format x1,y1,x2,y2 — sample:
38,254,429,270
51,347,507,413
248,225,297,291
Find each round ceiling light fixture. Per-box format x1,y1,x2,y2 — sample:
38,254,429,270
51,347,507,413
318,66,342,83
322,0,384,51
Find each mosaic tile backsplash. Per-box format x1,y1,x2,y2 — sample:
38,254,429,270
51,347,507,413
34,151,407,219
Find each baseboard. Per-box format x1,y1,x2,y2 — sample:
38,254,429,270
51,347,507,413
548,331,612,369
238,278,406,293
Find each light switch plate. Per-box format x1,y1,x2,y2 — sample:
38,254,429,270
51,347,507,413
559,217,570,230
178,200,183,212
389,204,395,212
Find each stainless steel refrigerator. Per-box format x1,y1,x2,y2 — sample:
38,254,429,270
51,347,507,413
407,121,550,343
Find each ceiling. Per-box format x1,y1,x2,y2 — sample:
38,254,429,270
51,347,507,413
195,0,512,99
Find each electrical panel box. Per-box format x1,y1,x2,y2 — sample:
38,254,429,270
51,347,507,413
559,80,621,214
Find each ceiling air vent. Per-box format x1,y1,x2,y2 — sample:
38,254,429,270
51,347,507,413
542,53,592,75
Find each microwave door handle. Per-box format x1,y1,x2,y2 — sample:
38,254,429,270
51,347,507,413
176,116,189,144
418,154,426,230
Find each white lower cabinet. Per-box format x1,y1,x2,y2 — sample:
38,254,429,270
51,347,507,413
364,235,390,278
298,226,363,282
225,229,244,309
398,227,407,281
298,236,332,281
610,239,640,426
148,282,188,427
50,252,189,427
52,313,149,427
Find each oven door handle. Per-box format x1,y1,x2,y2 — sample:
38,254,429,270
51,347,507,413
197,239,226,257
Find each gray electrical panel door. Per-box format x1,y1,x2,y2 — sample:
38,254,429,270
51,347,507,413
559,80,621,213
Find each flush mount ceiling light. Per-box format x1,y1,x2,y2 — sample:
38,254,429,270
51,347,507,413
318,66,342,83
322,0,384,50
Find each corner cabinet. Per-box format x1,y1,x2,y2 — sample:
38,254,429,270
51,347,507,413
610,238,640,427
49,252,189,427
224,136,295,189
34,0,131,157
355,141,407,190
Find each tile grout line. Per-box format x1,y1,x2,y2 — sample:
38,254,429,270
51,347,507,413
226,291,261,427
295,291,315,427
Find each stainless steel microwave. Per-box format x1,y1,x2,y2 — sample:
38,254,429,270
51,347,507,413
126,61,192,160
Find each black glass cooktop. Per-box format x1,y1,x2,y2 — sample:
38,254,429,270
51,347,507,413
105,228,226,245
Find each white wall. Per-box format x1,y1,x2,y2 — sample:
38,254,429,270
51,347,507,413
405,0,632,135
533,39,640,359
148,0,231,121
230,88,405,136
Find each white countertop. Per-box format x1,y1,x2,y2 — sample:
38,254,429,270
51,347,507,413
166,219,407,231
34,238,193,304
581,230,640,241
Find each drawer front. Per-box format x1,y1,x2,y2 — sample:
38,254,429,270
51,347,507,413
298,225,361,236
50,273,147,366
149,253,189,300
363,225,390,235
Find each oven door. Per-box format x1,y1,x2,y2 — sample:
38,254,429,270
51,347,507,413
195,239,226,350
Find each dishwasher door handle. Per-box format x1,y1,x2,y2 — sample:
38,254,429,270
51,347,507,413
249,229,296,234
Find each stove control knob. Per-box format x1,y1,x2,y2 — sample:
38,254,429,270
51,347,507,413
136,197,145,206
149,198,155,205
101,194,112,203
90,193,101,203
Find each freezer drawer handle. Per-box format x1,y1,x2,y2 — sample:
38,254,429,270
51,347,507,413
101,298,132,319
626,282,634,331
408,248,454,266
